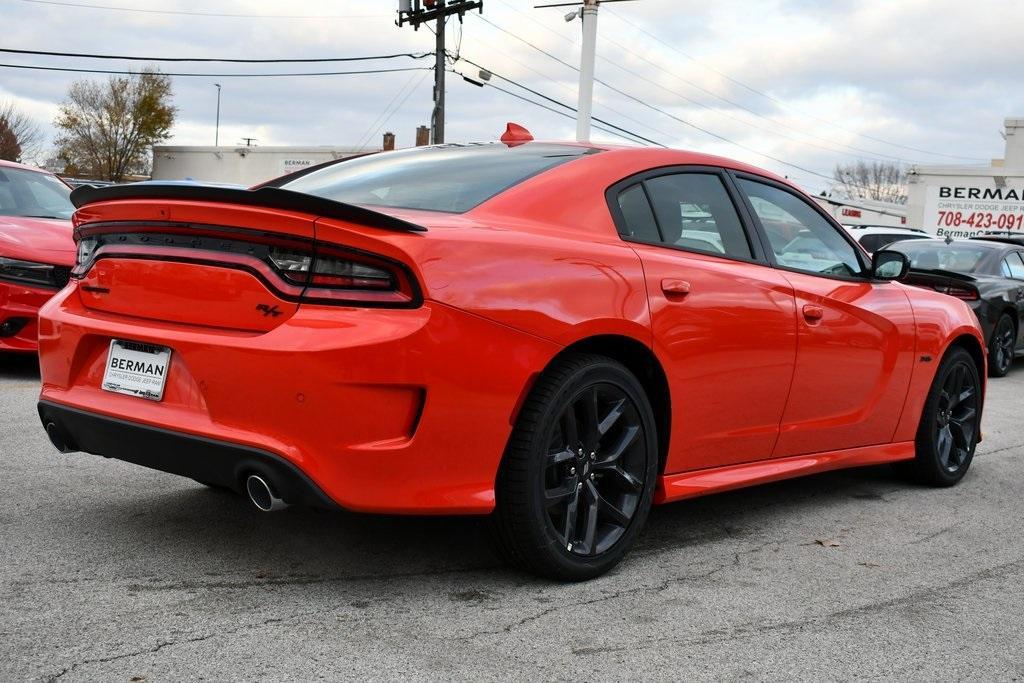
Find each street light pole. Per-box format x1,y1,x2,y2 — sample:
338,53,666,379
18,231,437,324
214,83,222,147
575,0,598,142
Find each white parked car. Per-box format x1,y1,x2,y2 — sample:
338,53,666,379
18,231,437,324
843,225,938,254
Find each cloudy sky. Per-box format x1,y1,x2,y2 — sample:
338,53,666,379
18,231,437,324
1,0,1021,193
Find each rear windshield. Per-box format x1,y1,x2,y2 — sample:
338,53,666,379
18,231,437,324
890,241,991,273
0,166,74,220
276,143,598,213
858,233,930,253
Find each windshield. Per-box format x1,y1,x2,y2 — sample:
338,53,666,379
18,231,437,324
891,241,991,273
276,143,598,213
0,166,74,220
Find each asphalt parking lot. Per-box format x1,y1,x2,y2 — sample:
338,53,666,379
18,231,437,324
1,353,1022,681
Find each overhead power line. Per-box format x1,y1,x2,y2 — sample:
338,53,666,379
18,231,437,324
457,39,681,145
473,12,913,166
456,57,665,148
0,63,432,78
468,14,913,189
601,6,988,162
475,77,649,146
0,47,432,63
17,0,388,19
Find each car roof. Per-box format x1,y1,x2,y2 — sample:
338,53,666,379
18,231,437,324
0,158,54,174
895,238,1010,251
970,235,1024,246
843,225,925,234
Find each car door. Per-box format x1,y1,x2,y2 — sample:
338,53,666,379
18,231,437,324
608,168,798,472
733,175,916,457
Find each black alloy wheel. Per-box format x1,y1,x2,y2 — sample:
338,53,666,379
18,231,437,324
493,353,658,581
933,361,979,473
900,346,982,486
989,314,1016,378
544,384,647,556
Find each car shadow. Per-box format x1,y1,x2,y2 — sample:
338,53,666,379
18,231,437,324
0,352,41,380
87,463,903,586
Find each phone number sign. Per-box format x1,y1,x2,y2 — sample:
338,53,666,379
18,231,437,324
923,182,1024,237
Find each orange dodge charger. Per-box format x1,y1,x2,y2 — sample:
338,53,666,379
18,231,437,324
37,131,985,580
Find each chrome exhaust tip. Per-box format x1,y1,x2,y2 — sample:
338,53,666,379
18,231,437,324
245,474,289,512
45,422,75,454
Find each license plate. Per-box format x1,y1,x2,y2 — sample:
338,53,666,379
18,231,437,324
101,340,172,401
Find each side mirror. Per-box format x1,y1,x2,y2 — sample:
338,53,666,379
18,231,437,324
872,249,909,281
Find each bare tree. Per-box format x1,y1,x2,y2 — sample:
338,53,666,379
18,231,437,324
53,68,175,181
0,100,43,163
832,161,907,204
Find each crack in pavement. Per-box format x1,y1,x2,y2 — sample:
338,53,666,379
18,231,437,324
976,442,1024,458
12,563,500,595
458,540,780,642
46,616,287,682
909,524,957,545
568,554,1024,657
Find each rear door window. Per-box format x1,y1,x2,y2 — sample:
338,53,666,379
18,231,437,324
615,184,660,242
616,172,753,259
1005,252,1024,279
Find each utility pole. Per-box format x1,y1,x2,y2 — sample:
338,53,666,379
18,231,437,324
397,0,483,144
434,5,446,144
575,0,598,142
214,83,221,147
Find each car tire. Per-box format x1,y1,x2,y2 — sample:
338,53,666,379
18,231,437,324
897,346,981,486
988,314,1016,378
492,353,658,581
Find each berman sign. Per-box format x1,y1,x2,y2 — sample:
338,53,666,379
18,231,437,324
922,181,1024,237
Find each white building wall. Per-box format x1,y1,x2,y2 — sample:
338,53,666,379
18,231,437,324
151,146,377,186
813,197,906,227
907,118,1024,237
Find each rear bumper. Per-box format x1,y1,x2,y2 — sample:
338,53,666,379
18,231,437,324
38,400,339,509
0,280,58,352
36,285,560,514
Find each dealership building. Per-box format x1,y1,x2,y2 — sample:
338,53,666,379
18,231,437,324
150,144,379,186
813,195,907,228
906,117,1024,237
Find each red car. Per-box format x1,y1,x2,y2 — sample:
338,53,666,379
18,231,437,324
37,132,985,580
0,159,75,352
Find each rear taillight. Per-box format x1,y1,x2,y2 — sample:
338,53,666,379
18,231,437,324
73,224,421,308
935,284,980,301
267,243,416,304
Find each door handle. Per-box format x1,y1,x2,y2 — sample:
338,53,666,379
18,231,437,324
661,279,691,298
802,304,824,322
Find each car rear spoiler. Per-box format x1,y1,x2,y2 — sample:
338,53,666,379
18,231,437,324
907,267,977,283
69,183,427,233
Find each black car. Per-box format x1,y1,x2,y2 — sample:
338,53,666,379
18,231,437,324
888,239,1024,377
971,233,1024,248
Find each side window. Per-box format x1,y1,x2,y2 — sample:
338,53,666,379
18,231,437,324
641,173,752,259
738,179,863,277
615,184,660,242
1006,252,1024,279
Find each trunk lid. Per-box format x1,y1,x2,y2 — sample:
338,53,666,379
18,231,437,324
73,199,317,332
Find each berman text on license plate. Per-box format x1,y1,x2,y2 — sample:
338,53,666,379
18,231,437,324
101,339,172,401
